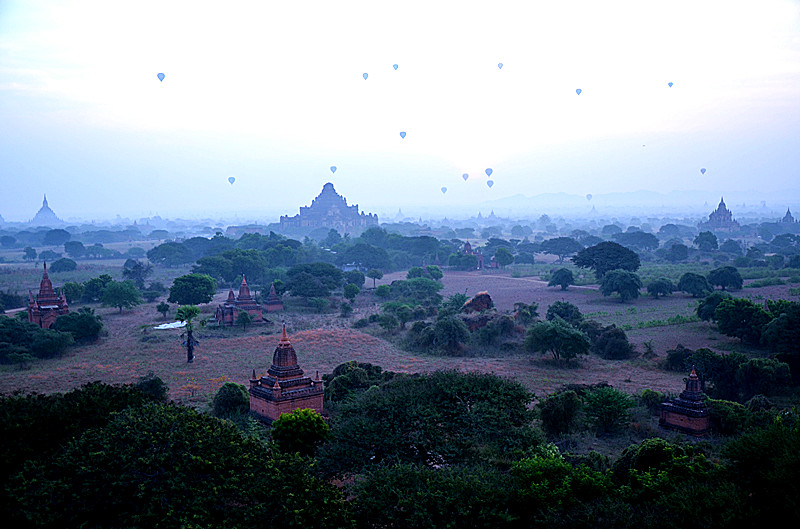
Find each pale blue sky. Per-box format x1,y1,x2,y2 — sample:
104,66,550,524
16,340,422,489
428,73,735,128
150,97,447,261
1,0,799,221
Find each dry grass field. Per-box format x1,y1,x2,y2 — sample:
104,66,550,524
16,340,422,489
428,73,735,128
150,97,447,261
2,265,794,407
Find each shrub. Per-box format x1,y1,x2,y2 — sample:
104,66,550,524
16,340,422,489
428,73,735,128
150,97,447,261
49,258,77,273
211,382,249,416
696,291,732,321
538,390,582,436
638,389,665,415
271,408,331,456
736,358,792,400
51,307,103,342
352,317,370,328
545,301,583,326
135,372,169,402
583,387,633,435
592,325,636,360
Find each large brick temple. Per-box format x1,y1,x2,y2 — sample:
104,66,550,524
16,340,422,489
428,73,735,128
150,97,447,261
279,182,378,233
28,262,69,329
248,324,324,422
214,276,264,326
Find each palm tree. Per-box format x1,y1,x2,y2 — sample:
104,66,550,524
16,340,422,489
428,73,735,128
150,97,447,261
176,305,201,363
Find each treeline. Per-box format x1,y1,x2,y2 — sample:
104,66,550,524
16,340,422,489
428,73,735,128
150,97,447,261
3,373,798,528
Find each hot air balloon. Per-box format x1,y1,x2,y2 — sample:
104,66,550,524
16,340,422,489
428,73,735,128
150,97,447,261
441,187,447,194
363,73,368,80
485,168,493,177
228,177,235,185
330,166,337,174
157,73,165,82
393,64,398,70
487,180,494,188
668,82,673,87
576,88,582,95
399,131,406,139
586,193,592,201
462,173,469,181
700,168,706,175
498,63,503,69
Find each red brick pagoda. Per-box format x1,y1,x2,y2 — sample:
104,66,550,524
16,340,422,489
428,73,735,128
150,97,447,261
659,366,710,436
264,283,283,313
28,262,69,329
214,276,264,326
248,324,324,422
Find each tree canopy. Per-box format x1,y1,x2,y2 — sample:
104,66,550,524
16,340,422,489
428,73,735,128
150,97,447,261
572,241,640,279
599,269,643,302
168,273,217,305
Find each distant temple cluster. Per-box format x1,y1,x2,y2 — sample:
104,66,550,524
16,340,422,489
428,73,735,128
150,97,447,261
698,197,739,231
248,325,324,422
659,367,710,436
279,183,378,233
214,277,282,326
28,263,69,329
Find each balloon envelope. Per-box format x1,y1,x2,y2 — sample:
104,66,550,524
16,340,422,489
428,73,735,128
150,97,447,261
487,180,494,188
700,168,706,174
485,168,493,177
576,88,582,95
498,63,503,69
228,177,235,185
393,64,398,70
363,73,368,80
441,187,447,194
399,131,406,139
330,166,337,174
586,194,592,201
668,82,673,87
462,173,469,181
157,73,165,82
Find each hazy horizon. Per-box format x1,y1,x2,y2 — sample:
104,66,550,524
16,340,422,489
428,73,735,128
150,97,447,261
2,1,799,222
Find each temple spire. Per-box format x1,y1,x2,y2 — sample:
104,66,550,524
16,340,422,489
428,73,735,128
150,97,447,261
280,323,289,343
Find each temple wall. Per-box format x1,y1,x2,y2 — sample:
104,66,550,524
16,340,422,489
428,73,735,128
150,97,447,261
249,391,324,421
660,411,710,434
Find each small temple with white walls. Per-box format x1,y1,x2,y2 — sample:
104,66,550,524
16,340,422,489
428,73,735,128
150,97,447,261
28,262,69,329
659,366,711,436
248,324,324,422
214,276,265,326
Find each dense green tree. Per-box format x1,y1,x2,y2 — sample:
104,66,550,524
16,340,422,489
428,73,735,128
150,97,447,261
524,318,591,364
22,246,36,261
337,243,391,270
406,266,426,279
513,301,539,326
0,318,74,363
678,272,712,297
599,269,643,302
494,247,515,268
592,325,636,359
38,249,61,261
541,237,584,262
387,277,444,307
42,228,71,246
431,316,470,354
694,231,719,251
52,307,103,342
696,291,732,321
286,262,343,298
366,268,383,289
572,241,640,279
647,277,675,298
271,408,331,457
548,267,575,290
714,297,771,345
0,235,16,248
211,382,249,416
762,301,800,354
343,269,366,287
156,301,170,319
664,242,689,262
612,231,660,251
735,358,792,400
81,274,113,302
583,386,633,434
322,361,397,405
719,238,743,255
545,301,583,326
48,257,77,273
101,280,143,313
708,265,743,290
319,370,539,475
343,283,360,302
236,310,253,331
426,265,444,280
168,273,217,305
448,252,479,270
146,241,195,267
6,400,351,529
538,390,583,436
192,255,235,282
